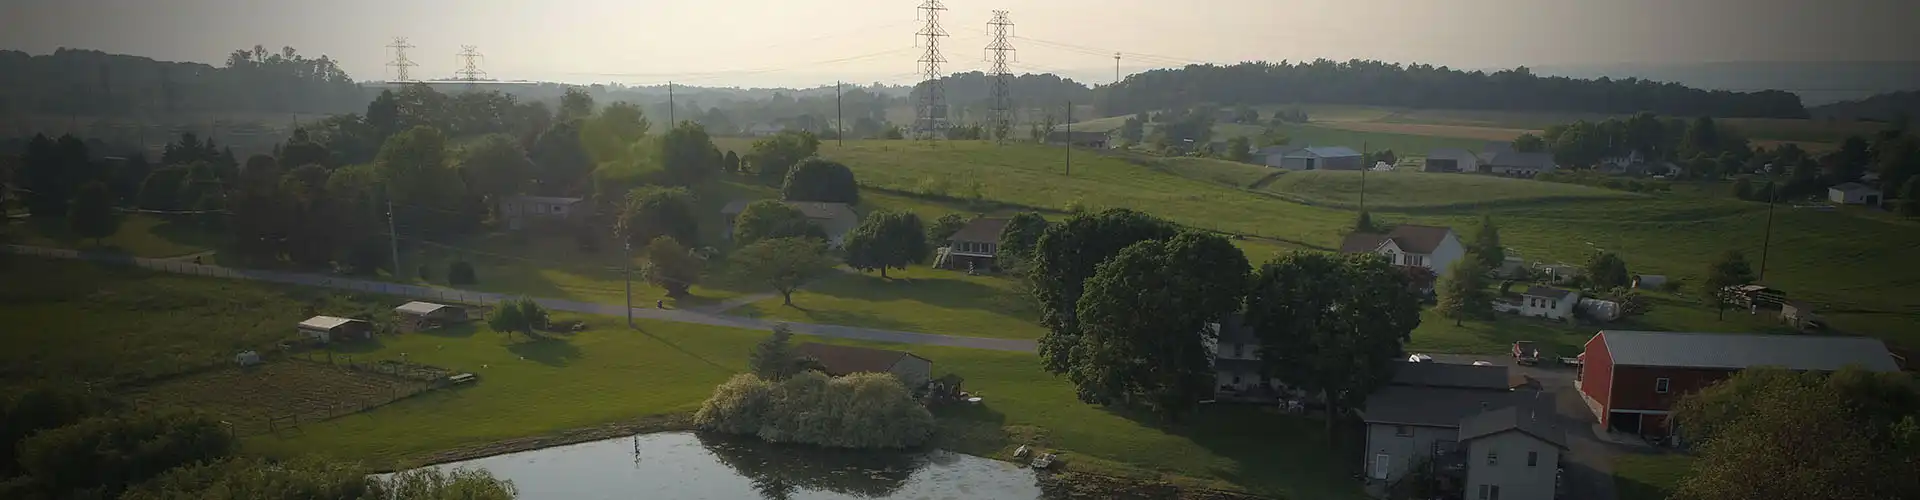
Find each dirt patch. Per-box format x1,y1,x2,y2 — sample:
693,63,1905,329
402,413,695,470
1039,471,1274,500
1317,122,1538,142
127,359,434,435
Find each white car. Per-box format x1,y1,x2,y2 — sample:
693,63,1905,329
1408,354,1434,363
1472,361,1494,366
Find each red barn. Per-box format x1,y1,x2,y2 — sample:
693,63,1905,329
1576,331,1899,436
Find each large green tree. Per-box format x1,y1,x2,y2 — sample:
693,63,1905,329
994,212,1049,272
925,213,968,244
658,121,720,185
1069,232,1249,419
528,120,592,195
1244,251,1422,433
843,210,927,278
1436,257,1493,326
1031,209,1179,373
66,181,120,245
731,200,825,246
1585,251,1632,290
1702,250,1755,320
615,186,699,250
375,126,467,221
782,157,860,204
1471,214,1506,270
123,456,518,500
643,235,701,298
747,324,808,381
1512,133,1546,153
732,237,837,306
459,134,534,216
748,131,821,180
1671,367,1920,500
15,411,235,498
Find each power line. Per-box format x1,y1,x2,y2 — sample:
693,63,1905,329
386,37,418,83
454,45,490,88
985,10,1017,144
914,0,950,142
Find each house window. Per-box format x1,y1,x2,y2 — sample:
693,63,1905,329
1655,378,1671,394
1395,425,1413,437
1487,450,1498,465
1527,451,1539,467
1479,484,1502,500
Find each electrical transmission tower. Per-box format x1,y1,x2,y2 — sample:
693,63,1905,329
985,10,1016,144
386,37,417,82
454,45,488,89
914,0,949,141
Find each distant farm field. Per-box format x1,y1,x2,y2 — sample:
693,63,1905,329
1316,122,1534,143
1264,170,1638,209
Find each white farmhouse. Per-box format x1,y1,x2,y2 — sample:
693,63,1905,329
1519,286,1580,320
1340,225,1469,286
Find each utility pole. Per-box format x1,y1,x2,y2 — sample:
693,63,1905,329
386,37,417,83
386,196,401,278
1759,183,1776,281
836,81,844,146
624,241,634,327
1360,141,1369,212
455,45,489,91
1065,100,1072,177
667,82,676,125
1111,52,1120,116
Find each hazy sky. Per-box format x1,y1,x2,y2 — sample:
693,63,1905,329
3,0,1915,87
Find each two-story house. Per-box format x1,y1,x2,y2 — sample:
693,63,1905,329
1360,361,1560,498
1577,331,1900,437
1340,225,1468,289
1518,286,1580,320
1206,315,1288,401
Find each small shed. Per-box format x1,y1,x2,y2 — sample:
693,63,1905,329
297,316,372,343
1828,183,1881,205
1632,274,1668,290
395,301,468,329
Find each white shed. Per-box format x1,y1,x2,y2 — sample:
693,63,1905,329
1828,183,1881,205
297,316,371,343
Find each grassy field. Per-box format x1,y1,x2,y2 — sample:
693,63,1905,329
1264,170,1638,209
7,213,221,258
1144,156,1283,189
732,265,1044,340
1614,453,1692,500
0,258,392,386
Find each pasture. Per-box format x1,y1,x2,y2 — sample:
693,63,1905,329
128,359,440,436
1263,170,1638,209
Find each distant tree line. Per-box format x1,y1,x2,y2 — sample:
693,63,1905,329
1105,60,1808,119
0,47,365,116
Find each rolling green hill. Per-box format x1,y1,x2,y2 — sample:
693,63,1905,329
817,140,1920,349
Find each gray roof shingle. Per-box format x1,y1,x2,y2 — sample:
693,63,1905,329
1362,385,1551,427
1392,361,1512,390
1459,406,1569,449
1523,286,1574,301
1599,331,1899,372
948,217,1011,244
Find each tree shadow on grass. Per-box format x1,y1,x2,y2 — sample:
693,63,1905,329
631,323,733,373
804,271,1039,317
504,336,582,367
1095,403,1365,497
419,323,480,339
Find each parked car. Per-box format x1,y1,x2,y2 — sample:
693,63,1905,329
1408,353,1434,363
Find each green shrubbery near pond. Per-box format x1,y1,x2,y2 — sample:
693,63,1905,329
694,371,934,449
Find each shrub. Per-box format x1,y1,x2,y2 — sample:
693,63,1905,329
448,261,477,285
781,157,859,204
694,371,934,449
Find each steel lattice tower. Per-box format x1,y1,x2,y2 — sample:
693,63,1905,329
386,37,417,82
985,11,1016,144
914,0,950,141
454,45,489,88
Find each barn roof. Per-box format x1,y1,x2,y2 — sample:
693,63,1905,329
1286,146,1360,158
1339,225,1457,255
1391,361,1512,390
1598,331,1899,372
395,301,456,315
298,316,364,330
795,343,929,376
1831,182,1874,193
1523,286,1575,301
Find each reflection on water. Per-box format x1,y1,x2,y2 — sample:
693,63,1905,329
409,431,1043,499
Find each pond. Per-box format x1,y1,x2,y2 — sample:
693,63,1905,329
407,432,1047,499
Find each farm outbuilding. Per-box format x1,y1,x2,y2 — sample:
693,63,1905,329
1423,148,1478,173
297,316,372,343
1280,146,1363,171
1828,182,1881,205
1632,275,1667,290
395,301,468,329
1577,331,1898,436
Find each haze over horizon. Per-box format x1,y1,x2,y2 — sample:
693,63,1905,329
3,0,1916,90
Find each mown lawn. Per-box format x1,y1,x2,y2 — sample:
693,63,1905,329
731,265,1045,340
1614,453,1692,500
1265,170,1637,209
7,213,221,258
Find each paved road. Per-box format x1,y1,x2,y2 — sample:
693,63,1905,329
4,244,1038,353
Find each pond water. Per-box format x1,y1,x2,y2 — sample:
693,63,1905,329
408,432,1046,500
